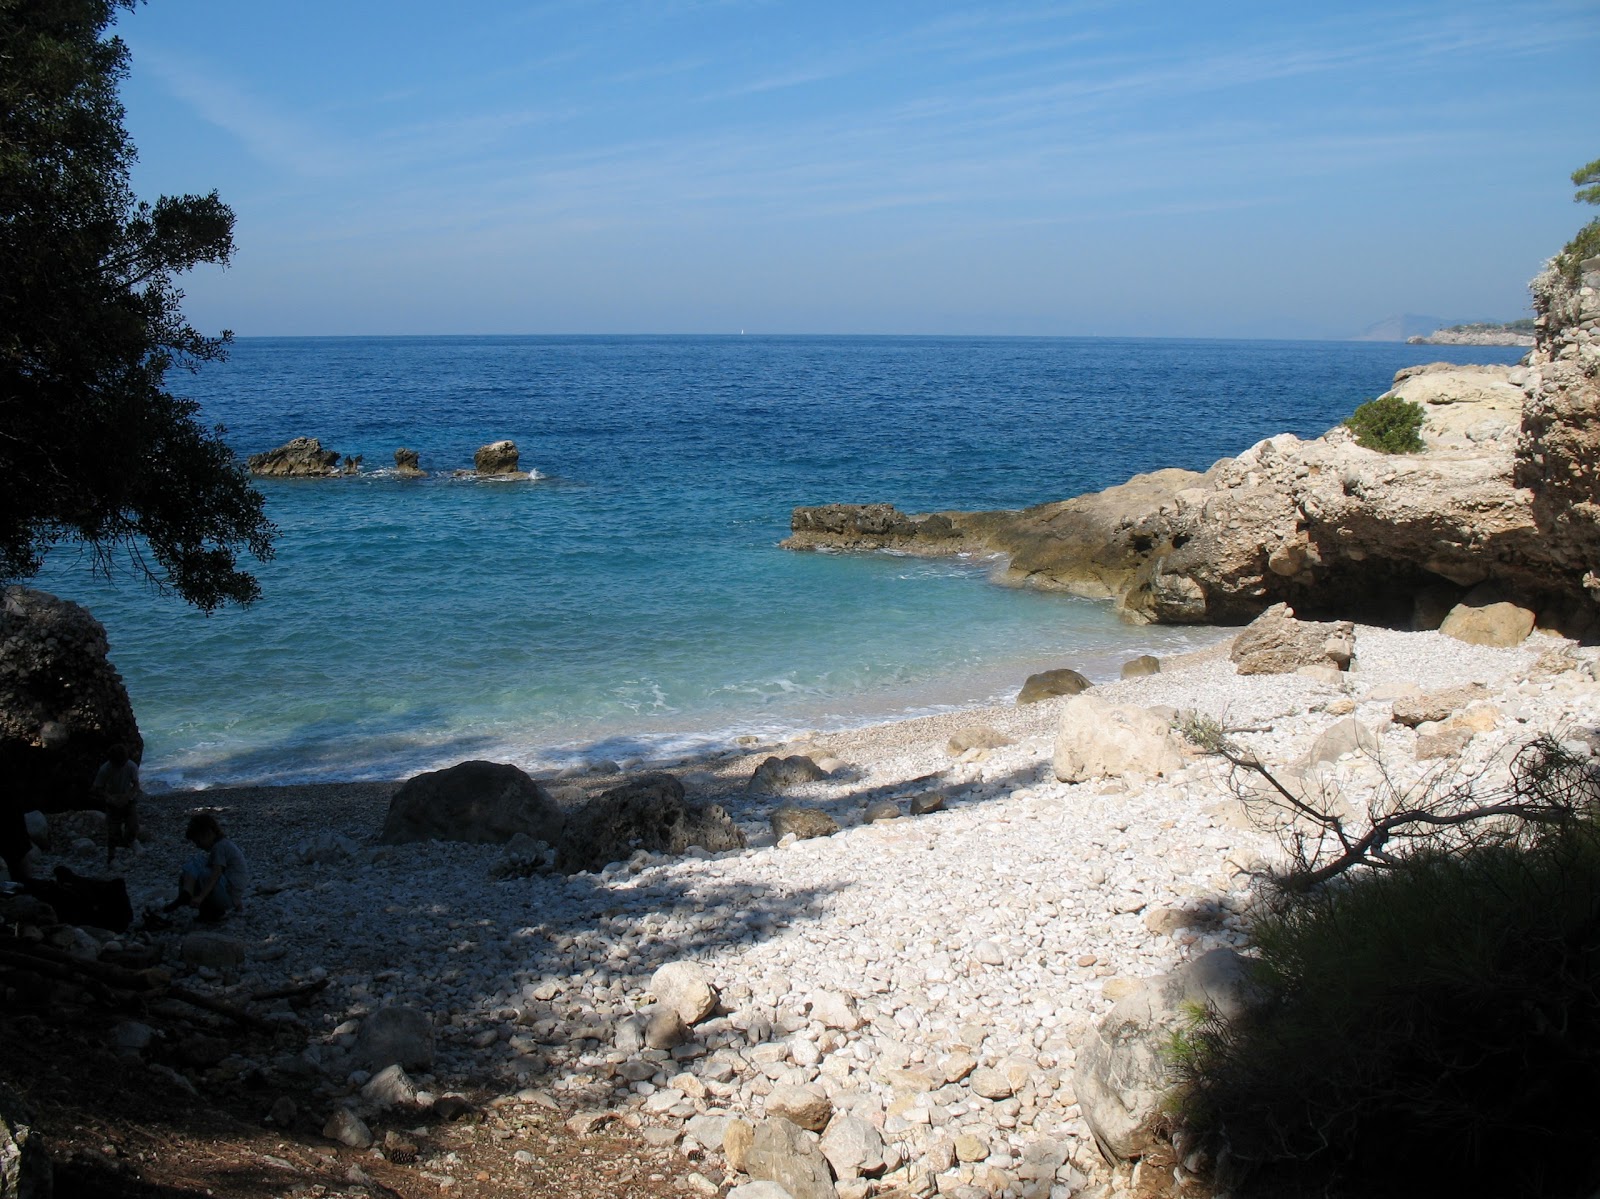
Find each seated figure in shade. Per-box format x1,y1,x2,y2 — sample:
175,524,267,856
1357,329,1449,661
165,813,248,923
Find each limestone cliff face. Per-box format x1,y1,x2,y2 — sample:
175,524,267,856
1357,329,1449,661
787,308,1599,633
1515,254,1600,603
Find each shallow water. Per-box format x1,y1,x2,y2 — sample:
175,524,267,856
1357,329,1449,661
34,335,1523,786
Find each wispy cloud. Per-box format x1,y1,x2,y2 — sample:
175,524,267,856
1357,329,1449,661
132,44,360,179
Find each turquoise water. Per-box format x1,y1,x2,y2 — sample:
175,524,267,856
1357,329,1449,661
35,336,1524,787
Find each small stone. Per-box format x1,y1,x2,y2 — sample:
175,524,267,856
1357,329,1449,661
566,1110,622,1136
941,1052,977,1083
910,791,946,816
947,726,1015,755
112,1021,154,1053
770,807,839,841
969,1067,1014,1100
723,1118,756,1172
322,1108,373,1149
687,1113,731,1149
744,1117,835,1199
651,961,720,1025
954,1133,988,1162
356,1005,434,1072
1120,655,1160,679
180,933,245,971
765,1084,832,1132
973,940,1005,966
820,1114,886,1176
360,1063,418,1110
808,991,861,1031
863,799,901,823
646,1007,688,1049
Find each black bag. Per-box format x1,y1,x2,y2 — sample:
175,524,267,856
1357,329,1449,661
21,865,133,933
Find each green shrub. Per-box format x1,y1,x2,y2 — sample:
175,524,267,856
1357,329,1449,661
1344,393,1425,453
1171,818,1600,1198
1555,217,1600,285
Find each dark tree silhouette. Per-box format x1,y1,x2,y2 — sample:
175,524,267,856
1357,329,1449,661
1,0,274,609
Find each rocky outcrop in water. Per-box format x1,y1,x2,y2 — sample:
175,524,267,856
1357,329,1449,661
247,437,348,477
473,440,522,477
0,587,142,811
786,286,1600,636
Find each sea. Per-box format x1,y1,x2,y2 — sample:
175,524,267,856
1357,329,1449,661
33,336,1526,789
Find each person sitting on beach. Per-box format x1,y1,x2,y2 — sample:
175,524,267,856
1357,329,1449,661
164,814,248,923
92,744,141,866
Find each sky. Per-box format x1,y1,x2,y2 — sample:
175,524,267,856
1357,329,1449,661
115,0,1600,339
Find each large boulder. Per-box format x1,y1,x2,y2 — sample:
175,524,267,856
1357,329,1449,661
1439,598,1535,647
1016,667,1091,705
1,587,141,812
1053,694,1184,783
393,448,425,477
1390,683,1489,728
742,1117,837,1199
0,1084,50,1199
356,1005,435,1073
556,773,743,872
473,440,521,476
246,436,343,477
1076,949,1263,1162
748,754,829,792
1229,604,1354,675
380,760,564,846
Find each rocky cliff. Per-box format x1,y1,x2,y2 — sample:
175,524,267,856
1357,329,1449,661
0,587,143,810
785,260,1600,636
1515,254,1600,603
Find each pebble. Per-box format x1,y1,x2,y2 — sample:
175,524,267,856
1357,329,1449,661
85,626,1585,1197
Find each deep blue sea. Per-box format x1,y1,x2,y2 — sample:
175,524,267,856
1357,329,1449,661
35,336,1525,788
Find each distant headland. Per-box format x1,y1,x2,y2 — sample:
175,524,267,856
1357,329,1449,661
1406,319,1536,346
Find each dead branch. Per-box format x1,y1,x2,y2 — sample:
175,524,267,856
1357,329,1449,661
1179,720,1599,890
248,977,328,1003
0,936,279,1031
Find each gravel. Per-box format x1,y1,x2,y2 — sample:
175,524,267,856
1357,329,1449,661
59,625,1600,1197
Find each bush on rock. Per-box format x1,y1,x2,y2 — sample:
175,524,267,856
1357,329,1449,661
1343,394,1425,454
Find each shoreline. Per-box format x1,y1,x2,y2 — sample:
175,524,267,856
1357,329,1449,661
20,620,1596,1197
142,619,1235,793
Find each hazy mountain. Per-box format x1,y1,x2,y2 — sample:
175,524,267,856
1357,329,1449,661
1348,314,1453,342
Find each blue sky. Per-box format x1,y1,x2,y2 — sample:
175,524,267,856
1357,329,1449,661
117,0,1600,338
